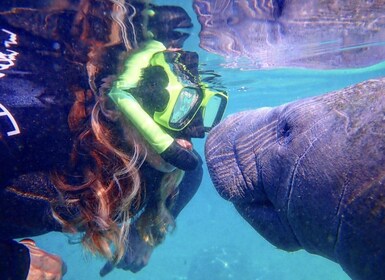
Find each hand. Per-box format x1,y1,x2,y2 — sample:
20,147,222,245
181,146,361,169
100,226,154,276
20,239,66,280
160,140,199,171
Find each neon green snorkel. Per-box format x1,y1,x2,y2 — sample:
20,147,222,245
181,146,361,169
108,40,199,170
108,40,227,170
109,40,173,154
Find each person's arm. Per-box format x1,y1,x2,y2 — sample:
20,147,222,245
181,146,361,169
0,239,66,280
19,239,65,280
0,172,71,279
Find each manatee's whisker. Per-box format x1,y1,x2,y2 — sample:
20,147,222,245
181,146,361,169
236,120,277,151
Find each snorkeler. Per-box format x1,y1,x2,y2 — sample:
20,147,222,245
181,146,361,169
107,39,227,171
97,37,227,276
0,1,227,279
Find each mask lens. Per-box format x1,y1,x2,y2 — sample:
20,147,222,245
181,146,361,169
170,87,202,128
203,93,227,132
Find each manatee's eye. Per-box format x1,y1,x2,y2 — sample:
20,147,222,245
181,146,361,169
277,120,293,145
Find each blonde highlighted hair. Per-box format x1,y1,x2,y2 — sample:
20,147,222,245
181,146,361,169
52,86,181,262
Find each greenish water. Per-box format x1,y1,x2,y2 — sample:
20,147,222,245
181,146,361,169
32,1,385,279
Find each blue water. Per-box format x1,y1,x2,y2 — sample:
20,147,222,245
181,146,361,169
31,1,385,279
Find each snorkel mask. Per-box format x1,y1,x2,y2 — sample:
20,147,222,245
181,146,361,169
148,51,227,133
109,40,228,170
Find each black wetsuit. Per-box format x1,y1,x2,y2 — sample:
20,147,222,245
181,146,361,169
0,20,77,278
0,10,201,279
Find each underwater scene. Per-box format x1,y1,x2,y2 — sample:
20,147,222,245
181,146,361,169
1,0,385,279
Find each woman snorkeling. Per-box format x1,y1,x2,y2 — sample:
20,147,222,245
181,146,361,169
0,0,227,279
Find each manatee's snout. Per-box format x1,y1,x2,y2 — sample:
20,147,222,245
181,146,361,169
205,113,245,201
205,108,272,202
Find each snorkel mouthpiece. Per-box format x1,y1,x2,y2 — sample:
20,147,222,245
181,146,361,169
108,40,199,170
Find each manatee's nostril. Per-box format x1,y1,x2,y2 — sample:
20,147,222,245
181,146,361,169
278,121,292,145
274,0,285,18
282,122,291,137
226,16,239,26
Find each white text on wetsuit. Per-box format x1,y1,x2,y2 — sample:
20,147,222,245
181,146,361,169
0,28,18,79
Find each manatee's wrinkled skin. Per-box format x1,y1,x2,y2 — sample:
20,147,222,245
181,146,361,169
193,0,385,69
205,78,385,280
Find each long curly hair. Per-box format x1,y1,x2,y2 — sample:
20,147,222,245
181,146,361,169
51,80,181,262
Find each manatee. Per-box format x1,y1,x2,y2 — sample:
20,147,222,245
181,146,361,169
193,0,385,69
205,78,385,280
